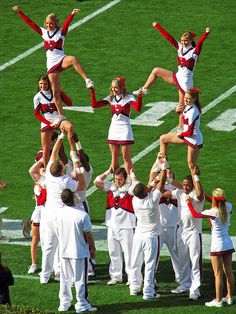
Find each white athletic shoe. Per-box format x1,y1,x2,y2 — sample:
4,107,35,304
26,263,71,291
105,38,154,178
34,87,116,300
107,278,122,285
28,264,38,274
205,299,223,307
143,294,160,300
189,293,200,301
76,307,97,313
58,304,71,312
54,274,60,282
132,87,149,96
171,287,189,294
222,297,233,305
85,78,94,89
88,270,95,277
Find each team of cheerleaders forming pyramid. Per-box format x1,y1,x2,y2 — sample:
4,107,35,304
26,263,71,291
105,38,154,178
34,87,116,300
12,5,234,311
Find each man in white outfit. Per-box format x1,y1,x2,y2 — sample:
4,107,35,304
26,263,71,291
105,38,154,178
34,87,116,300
159,170,179,283
162,166,204,300
40,133,86,284
57,189,97,313
94,167,135,285
129,161,167,300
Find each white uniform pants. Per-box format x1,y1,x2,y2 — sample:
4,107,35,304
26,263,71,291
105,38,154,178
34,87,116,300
130,234,160,298
40,209,59,283
159,226,179,281
59,257,92,312
177,229,202,295
107,227,133,282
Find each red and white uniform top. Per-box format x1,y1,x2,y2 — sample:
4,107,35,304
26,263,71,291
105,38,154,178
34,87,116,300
132,189,162,237
34,184,47,206
102,181,135,229
91,90,142,144
180,104,203,148
34,90,57,132
91,90,142,123
57,204,92,259
172,188,204,233
17,10,75,72
154,24,209,93
187,201,234,253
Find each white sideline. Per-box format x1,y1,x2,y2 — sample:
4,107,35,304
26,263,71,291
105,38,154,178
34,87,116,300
86,83,236,197
0,0,121,72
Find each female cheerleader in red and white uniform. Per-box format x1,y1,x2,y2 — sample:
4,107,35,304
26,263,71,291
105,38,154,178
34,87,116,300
159,88,202,171
12,6,94,121
133,22,210,107
34,74,74,166
28,154,47,274
186,188,235,307
90,77,142,174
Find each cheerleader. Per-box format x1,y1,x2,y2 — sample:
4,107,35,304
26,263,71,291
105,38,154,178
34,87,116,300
12,6,94,119
159,88,202,171
133,22,210,108
34,74,74,166
187,188,235,307
90,77,142,174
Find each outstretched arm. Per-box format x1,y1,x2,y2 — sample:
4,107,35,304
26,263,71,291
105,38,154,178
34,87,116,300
12,6,42,35
61,9,80,35
193,27,210,55
186,197,215,219
90,89,109,109
130,96,142,112
152,21,179,49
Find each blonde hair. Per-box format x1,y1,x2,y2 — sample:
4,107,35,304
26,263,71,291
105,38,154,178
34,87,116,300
212,188,227,224
44,13,60,28
109,78,128,101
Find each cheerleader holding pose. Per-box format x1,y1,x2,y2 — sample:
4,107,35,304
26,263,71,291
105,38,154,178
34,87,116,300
159,88,202,171
133,22,210,108
28,163,47,274
186,188,235,307
90,77,142,174
13,6,94,123
34,74,74,166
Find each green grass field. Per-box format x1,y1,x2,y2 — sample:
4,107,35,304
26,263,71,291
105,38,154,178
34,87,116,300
0,0,236,312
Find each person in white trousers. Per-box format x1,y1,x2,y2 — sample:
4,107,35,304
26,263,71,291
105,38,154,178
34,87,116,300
40,133,86,284
94,167,135,285
57,188,97,313
162,166,204,300
129,161,167,300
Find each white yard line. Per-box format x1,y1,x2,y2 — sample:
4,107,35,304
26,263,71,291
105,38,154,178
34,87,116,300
86,84,236,197
0,0,121,72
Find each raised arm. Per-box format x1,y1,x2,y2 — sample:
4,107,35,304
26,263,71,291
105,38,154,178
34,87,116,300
12,6,42,35
72,133,91,172
61,9,80,35
152,21,179,50
193,27,210,55
50,133,64,162
191,166,204,202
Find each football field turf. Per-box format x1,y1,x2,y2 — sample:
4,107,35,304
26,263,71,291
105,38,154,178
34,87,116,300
0,0,236,312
